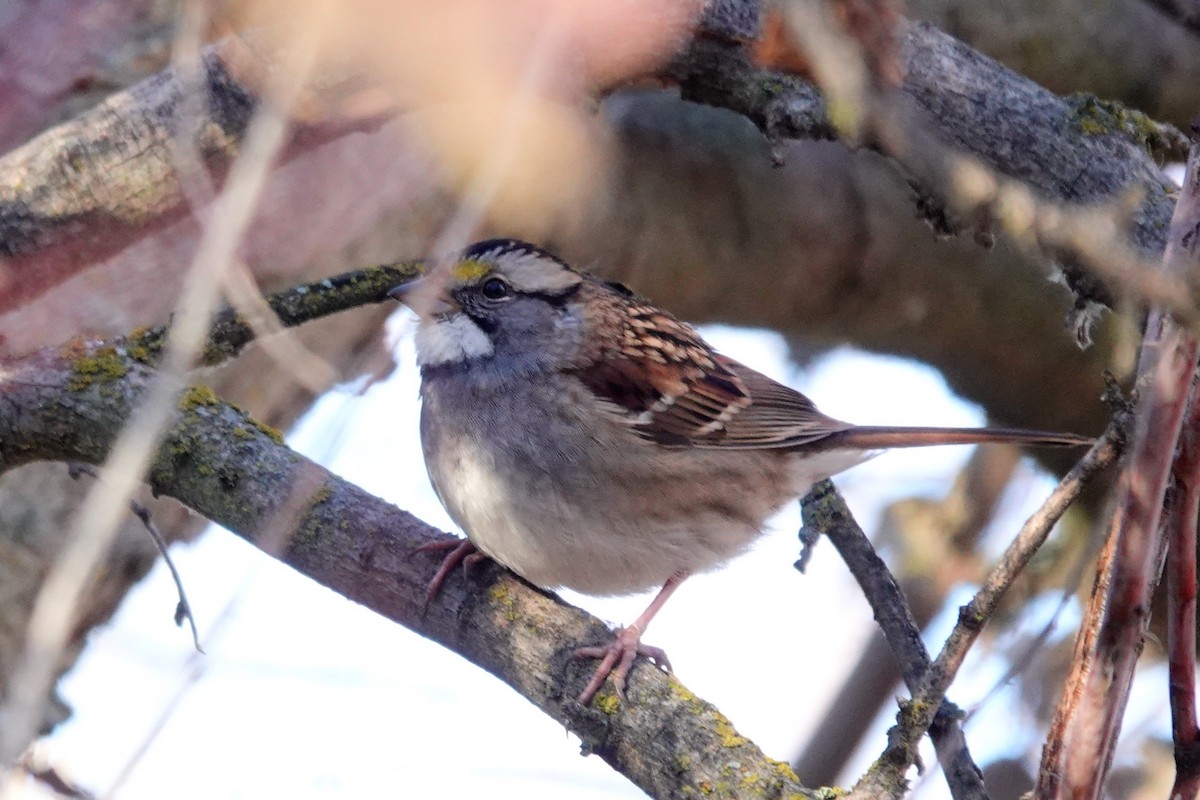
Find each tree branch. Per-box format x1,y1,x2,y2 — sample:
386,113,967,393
1036,127,1200,800
801,413,1123,800
801,481,986,800
0,36,387,314
0,294,813,800
0,2,1187,321
1168,385,1200,800
676,5,1182,313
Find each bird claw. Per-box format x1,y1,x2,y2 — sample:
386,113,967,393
412,539,486,610
573,626,671,705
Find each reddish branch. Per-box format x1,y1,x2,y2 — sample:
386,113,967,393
1036,130,1200,800
1169,392,1200,799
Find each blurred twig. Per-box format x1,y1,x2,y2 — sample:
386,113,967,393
1138,0,1200,38
0,22,323,766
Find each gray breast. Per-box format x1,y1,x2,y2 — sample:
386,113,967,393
417,369,800,596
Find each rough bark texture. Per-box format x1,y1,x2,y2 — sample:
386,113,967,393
909,0,1200,128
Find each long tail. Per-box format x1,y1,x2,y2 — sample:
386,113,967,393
820,426,1092,451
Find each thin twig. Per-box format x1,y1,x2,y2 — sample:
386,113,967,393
795,445,1021,788
962,516,1104,725
66,463,203,653
804,415,1123,800
931,419,1126,688
800,481,987,800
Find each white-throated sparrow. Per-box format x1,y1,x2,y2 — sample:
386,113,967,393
390,238,1088,704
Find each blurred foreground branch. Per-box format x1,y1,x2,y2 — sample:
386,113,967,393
0,1,1187,322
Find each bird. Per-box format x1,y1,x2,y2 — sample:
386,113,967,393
388,238,1090,705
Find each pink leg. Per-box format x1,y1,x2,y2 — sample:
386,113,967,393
413,539,486,608
574,572,688,704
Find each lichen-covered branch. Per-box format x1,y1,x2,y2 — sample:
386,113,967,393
0,327,813,800
677,3,1181,312
127,261,420,368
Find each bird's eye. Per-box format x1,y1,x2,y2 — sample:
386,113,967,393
480,277,510,301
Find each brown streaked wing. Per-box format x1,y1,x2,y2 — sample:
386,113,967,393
706,356,853,448
573,300,754,445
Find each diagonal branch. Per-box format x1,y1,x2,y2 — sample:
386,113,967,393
802,414,1123,800
0,319,813,800
681,1,1187,317
801,480,987,800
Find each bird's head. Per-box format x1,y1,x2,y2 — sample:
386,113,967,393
390,239,587,371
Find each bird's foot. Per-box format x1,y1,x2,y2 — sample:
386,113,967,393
573,626,671,705
413,539,489,610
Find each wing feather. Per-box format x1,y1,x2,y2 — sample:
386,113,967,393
571,285,850,449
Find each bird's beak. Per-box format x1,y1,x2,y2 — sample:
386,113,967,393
388,277,458,318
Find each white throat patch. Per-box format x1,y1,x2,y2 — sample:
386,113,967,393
415,313,494,366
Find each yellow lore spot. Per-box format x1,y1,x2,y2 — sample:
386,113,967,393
452,259,491,282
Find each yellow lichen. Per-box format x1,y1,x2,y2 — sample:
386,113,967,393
251,418,285,445
179,384,219,410
1067,93,1164,154
594,693,620,716
67,346,127,391
715,715,748,748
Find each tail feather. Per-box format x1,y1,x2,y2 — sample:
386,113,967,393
821,426,1092,451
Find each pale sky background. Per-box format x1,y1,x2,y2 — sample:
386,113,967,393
9,318,1172,799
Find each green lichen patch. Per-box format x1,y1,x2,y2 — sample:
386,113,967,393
178,384,220,410
250,418,285,445
715,715,749,748
310,484,334,506
593,692,620,716
67,345,128,391
1066,93,1165,154
124,326,164,363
